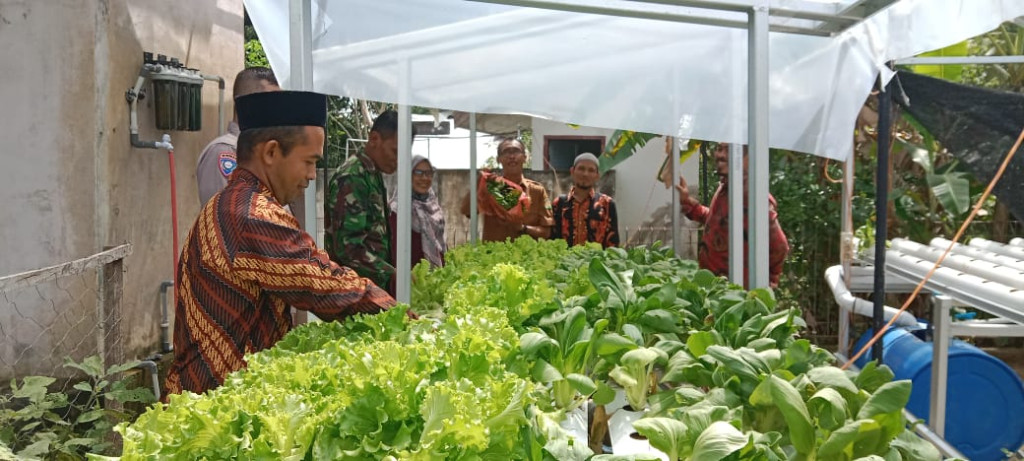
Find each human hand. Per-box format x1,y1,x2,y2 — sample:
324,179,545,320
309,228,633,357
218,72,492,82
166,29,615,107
676,176,699,212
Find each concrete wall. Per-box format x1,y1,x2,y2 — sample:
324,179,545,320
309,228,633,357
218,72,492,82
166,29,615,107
0,0,243,379
530,118,699,255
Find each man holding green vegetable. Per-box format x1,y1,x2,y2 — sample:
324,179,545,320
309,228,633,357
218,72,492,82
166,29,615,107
461,137,553,242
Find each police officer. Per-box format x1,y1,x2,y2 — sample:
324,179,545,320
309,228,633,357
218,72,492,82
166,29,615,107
196,67,281,205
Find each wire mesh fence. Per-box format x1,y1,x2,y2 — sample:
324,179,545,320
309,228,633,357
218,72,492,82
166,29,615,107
0,245,130,388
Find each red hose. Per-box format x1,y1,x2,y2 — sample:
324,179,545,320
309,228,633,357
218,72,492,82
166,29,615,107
168,150,179,295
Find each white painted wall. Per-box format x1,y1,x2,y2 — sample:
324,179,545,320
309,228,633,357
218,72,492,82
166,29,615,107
0,0,244,379
530,118,699,250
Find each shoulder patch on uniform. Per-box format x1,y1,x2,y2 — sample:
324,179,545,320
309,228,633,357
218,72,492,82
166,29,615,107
218,151,237,177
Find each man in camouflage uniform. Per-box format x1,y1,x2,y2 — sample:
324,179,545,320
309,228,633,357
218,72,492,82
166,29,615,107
325,110,404,292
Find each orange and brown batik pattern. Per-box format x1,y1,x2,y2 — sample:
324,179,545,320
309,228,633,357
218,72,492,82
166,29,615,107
165,169,395,396
551,188,620,249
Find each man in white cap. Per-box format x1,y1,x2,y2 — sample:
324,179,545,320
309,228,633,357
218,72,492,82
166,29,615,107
550,152,620,248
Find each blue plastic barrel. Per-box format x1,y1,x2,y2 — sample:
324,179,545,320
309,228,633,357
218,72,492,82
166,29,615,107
854,327,1024,461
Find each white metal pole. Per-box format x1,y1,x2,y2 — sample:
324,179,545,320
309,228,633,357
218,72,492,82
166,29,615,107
747,1,770,289
729,142,744,285
896,56,1024,65
396,60,412,304
728,26,744,286
839,156,854,357
288,0,315,325
670,136,680,257
469,113,479,244
289,0,317,244
929,295,953,438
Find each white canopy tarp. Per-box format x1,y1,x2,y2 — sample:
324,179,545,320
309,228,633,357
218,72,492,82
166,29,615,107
247,0,1024,161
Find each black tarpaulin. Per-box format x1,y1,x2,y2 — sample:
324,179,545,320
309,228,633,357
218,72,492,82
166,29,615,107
895,71,1024,222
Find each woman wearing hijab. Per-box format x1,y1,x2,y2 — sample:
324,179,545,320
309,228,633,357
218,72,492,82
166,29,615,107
390,155,447,284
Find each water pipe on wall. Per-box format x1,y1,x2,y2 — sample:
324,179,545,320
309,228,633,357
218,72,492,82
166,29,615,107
202,74,225,135
125,73,170,149
134,358,161,400
126,56,223,357
158,280,173,353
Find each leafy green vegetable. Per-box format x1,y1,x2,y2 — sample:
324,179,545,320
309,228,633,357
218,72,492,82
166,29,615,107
487,176,524,210
691,421,748,461
608,347,668,410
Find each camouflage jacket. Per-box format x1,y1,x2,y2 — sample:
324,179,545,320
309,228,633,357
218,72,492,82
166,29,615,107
325,152,394,290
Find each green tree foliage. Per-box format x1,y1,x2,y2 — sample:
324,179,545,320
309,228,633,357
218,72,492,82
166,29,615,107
244,25,268,68
964,21,1024,91
242,23,393,169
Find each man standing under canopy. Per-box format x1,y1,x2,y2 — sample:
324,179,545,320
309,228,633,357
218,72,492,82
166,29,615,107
167,91,400,396
676,143,789,288
550,153,620,248
462,137,553,242
325,110,403,293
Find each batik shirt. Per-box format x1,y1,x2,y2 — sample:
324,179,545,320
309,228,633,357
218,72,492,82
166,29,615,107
551,187,620,248
684,183,790,288
166,168,395,395
324,152,394,290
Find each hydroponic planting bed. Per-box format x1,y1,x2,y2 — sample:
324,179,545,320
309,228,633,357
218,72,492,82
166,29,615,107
105,238,941,460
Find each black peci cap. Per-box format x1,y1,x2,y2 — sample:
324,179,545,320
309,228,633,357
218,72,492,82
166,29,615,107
236,90,328,132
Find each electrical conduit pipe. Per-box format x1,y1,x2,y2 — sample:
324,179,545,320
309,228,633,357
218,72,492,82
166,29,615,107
825,265,918,328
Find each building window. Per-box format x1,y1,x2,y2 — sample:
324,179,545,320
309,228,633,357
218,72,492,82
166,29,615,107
543,136,604,171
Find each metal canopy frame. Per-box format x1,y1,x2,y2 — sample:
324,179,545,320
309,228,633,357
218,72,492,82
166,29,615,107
469,0,898,37
286,0,908,301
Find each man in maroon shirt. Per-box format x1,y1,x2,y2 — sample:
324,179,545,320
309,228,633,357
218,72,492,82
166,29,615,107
676,143,789,288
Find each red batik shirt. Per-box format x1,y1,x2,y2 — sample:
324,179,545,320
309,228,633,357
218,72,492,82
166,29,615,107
684,183,789,288
551,187,620,248
166,168,396,396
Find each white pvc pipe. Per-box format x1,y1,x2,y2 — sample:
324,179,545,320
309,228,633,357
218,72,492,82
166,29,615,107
825,265,919,328
931,237,1024,272
892,238,1024,289
969,237,1024,259
885,249,1024,325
